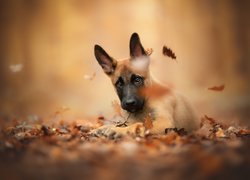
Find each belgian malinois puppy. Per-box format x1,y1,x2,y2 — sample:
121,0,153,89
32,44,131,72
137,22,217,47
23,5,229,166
93,33,199,138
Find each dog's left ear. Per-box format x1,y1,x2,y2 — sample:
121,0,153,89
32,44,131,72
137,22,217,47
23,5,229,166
94,45,117,75
130,33,147,58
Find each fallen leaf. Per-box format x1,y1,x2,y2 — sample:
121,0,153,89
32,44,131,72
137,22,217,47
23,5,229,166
160,132,179,145
204,115,216,125
165,128,187,136
143,113,153,130
162,45,177,59
215,128,226,138
207,85,225,91
236,129,250,137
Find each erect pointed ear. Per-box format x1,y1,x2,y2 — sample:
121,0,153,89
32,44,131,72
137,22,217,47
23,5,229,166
129,33,146,58
94,45,117,75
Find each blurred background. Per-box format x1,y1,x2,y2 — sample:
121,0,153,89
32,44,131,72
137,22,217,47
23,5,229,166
0,0,249,124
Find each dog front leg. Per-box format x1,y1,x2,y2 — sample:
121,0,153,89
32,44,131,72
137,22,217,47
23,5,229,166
150,117,174,134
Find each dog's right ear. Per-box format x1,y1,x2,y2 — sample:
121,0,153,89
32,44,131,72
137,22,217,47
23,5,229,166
94,45,117,75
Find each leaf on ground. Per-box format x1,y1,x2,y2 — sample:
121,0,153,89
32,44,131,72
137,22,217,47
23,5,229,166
162,45,177,60
165,128,187,136
203,115,216,125
215,127,226,138
159,132,179,145
237,129,250,137
207,85,225,91
143,113,153,130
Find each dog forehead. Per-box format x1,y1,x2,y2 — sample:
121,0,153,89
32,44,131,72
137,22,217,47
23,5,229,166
110,58,149,83
112,61,131,82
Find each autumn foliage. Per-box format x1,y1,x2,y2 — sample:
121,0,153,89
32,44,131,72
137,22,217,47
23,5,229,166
0,112,249,179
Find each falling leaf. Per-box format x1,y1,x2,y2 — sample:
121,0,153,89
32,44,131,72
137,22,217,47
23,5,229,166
207,85,225,91
143,113,153,130
83,72,96,81
140,84,170,99
9,64,23,73
162,45,177,59
146,48,153,56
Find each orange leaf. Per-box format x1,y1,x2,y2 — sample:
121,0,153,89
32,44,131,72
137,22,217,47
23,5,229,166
238,129,250,136
207,85,225,91
143,113,153,130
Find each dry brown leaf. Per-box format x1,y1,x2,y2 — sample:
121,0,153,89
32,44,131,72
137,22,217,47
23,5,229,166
160,132,179,145
237,129,250,137
165,128,187,136
143,113,153,130
204,115,216,125
140,84,170,99
146,48,153,56
162,45,177,59
207,85,225,91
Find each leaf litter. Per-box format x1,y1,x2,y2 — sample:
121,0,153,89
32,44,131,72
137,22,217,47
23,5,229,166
0,111,249,180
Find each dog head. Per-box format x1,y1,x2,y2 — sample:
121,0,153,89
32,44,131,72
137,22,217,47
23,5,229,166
94,33,151,113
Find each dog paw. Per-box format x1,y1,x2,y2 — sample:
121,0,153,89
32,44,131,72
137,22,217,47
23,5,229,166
90,123,146,139
126,122,146,137
90,125,122,139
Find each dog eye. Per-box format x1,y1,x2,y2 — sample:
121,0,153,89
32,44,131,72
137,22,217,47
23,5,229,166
132,75,144,86
115,77,124,88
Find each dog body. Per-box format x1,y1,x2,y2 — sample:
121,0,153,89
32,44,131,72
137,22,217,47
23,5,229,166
93,33,199,137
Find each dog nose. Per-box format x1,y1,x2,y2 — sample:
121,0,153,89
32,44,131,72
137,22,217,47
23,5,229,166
125,99,136,106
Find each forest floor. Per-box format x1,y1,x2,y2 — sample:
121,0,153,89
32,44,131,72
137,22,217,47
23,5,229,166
0,111,250,180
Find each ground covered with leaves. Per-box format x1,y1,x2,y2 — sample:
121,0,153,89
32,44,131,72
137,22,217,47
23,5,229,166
0,112,250,180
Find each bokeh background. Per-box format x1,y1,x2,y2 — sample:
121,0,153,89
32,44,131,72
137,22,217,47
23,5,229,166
0,0,249,124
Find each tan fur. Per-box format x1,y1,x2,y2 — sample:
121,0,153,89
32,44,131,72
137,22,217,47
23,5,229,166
92,34,199,137
92,58,199,137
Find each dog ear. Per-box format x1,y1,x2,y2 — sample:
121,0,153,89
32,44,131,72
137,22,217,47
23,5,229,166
94,45,117,75
130,33,146,58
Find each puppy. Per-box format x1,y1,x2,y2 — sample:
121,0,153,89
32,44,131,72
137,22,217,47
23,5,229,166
93,33,199,138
